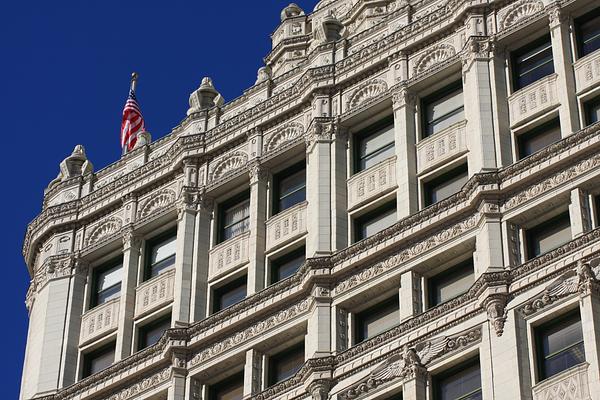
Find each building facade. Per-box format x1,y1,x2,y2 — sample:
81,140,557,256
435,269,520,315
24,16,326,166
20,0,600,399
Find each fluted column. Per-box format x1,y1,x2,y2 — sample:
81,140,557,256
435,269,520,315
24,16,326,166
190,193,213,322
115,227,141,361
172,189,198,326
392,85,418,218
306,119,335,257
248,162,268,295
243,349,263,398
548,2,579,136
462,32,498,174
569,188,592,238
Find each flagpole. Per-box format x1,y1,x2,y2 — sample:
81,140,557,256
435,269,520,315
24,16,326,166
122,72,139,156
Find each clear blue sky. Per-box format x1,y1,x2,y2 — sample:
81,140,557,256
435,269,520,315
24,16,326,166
0,0,318,396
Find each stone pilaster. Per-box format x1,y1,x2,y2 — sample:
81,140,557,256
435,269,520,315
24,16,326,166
248,162,268,294
401,366,428,400
475,203,505,278
569,188,592,238
332,305,349,352
462,34,497,174
579,275,600,396
115,227,142,361
306,119,335,257
392,85,418,218
548,2,579,136
331,126,348,251
488,42,513,166
243,349,263,398
190,193,213,322
399,270,422,322
306,286,332,359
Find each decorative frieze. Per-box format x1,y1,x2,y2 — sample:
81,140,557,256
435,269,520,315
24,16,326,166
574,49,600,94
532,363,591,400
134,269,176,318
137,188,177,220
498,0,544,30
508,73,559,127
416,121,467,174
266,201,308,251
346,78,388,111
208,232,250,280
347,156,397,210
80,298,120,345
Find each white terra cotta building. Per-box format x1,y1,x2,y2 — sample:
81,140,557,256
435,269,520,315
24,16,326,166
19,0,600,399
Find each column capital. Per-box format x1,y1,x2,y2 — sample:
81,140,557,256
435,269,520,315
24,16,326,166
391,84,416,110
178,187,200,220
245,126,262,140
121,225,142,251
461,36,491,71
308,380,331,400
248,161,269,184
305,118,336,152
546,2,568,29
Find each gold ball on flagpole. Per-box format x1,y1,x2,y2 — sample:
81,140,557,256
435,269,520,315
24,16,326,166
131,72,139,82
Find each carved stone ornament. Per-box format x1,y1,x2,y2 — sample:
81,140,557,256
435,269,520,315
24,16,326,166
264,121,305,153
305,118,337,150
483,294,508,337
413,43,456,75
248,161,269,183
122,226,142,251
309,380,331,400
137,188,177,220
391,85,416,109
46,145,94,193
461,37,491,69
105,368,171,400
209,151,249,183
499,0,544,30
86,216,123,247
347,79,388,110
546,2,567,28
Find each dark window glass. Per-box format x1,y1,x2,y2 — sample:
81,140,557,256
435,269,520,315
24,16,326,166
526,212,572,260
82,343,115,378
212,276,247,313
512,35,554,91
91,259,123,308
423,164,468,207
576,8,600,57
536,311,585,380
517,119,561,159
138,315,171,350
422,82,465,138
268,343,305,386
355,117,395,172
354,202,397,242
585,97,600,126
271,247,305,284
273,162,306,214
219,192,250,243
145,231,176,279
428,259,475,308
209,373,244,400
355,296,399,343
434,359,482,400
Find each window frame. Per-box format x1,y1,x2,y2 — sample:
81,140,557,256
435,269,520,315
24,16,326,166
270,246,306,284
212,275,248,314
353,200,397,242
90,257,124,309
82,342,116,379
423,163,469,207
534,310,585,381
427,258,475,308
584,96,600,127
575,7,600,59
420,81,465,139
267,342,305,386
432,357,482,400
208,373,245,400
354,295,400,344
272,161,306,215
218,190,251,244
511,35,554,92
144,229,177,281
353,116,396,174
516,118,561,160
525,212,572,260
137,314,172,351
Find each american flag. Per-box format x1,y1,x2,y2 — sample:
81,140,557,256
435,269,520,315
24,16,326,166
121,89,145,153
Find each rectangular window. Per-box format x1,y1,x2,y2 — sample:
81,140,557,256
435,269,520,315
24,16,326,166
145,230,177,279
138,315,171,350
536,311,585,381
512,35,554,91
428,259,475,308
575,8,600,58
91,258,123,308
219,192,250,243
525,212,572,260
209,373,244,400
82,342,115,378
273,162,306,214
355,117,395,173
517,119,561,159
355,296,399,343
212,276,247,314
423,164,468,207
585,97,600,126
422,82,465,138
268,343,305,386
271,247,305,284
354,201,397,242
434,359,482,400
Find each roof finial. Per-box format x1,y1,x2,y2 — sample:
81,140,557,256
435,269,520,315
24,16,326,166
130,72,139,93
